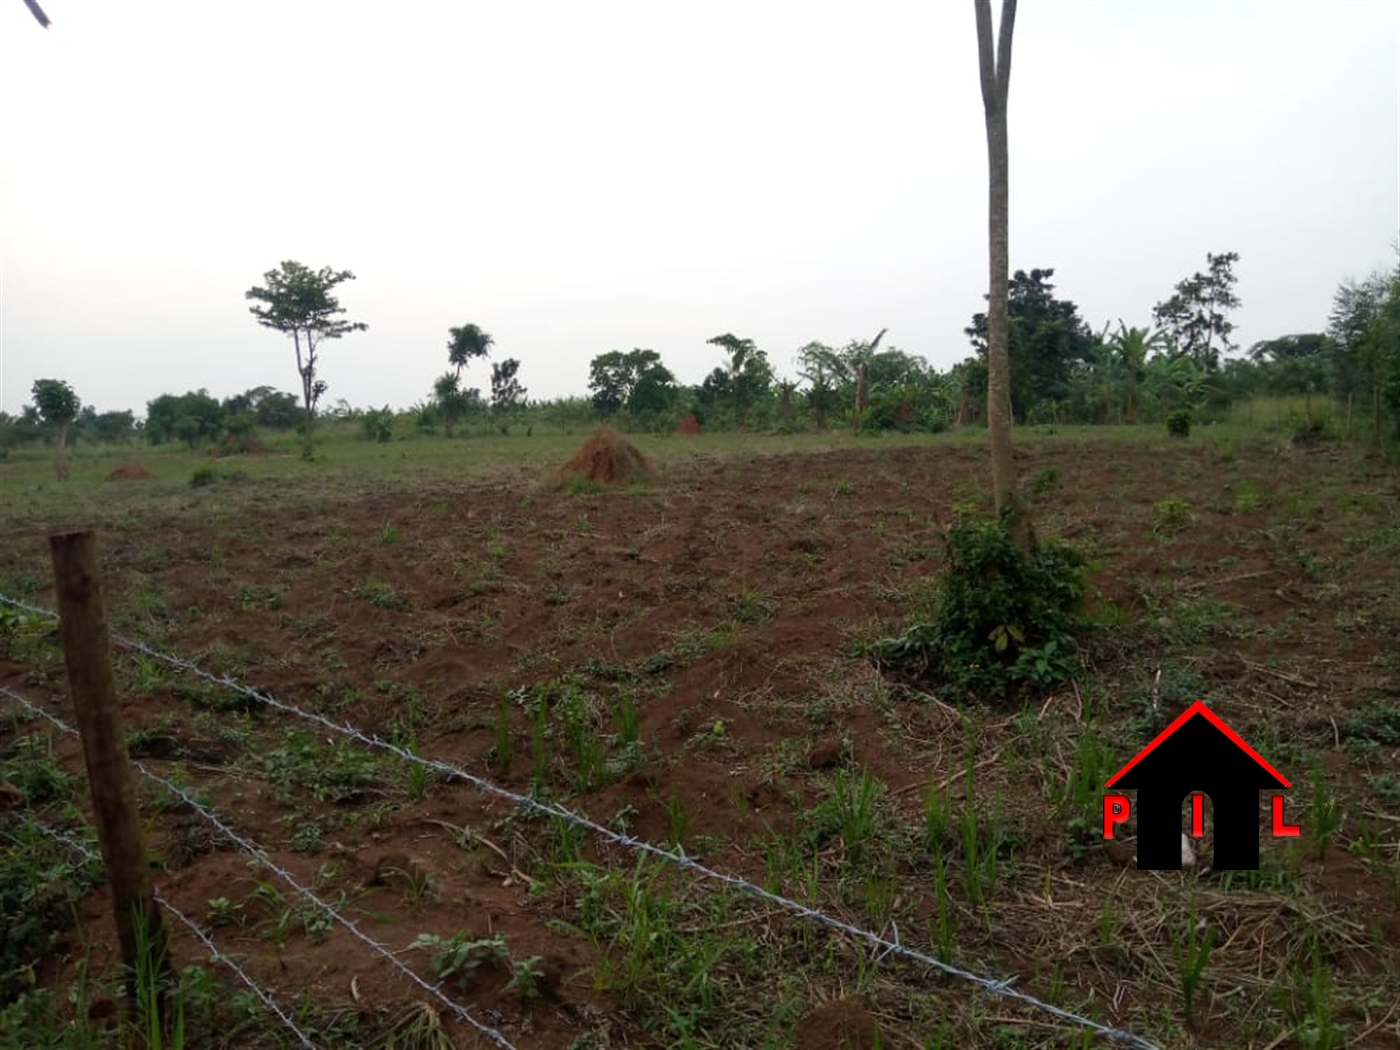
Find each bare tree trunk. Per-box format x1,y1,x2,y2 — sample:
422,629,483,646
53,420,70,481
975,0,1028,547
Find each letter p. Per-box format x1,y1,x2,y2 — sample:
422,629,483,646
1103,794,1131,839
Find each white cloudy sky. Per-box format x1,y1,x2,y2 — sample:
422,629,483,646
1,0,1396,417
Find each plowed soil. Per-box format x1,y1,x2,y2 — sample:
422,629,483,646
2,434,1398,1050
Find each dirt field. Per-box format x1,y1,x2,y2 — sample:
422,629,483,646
2,432,1398,1049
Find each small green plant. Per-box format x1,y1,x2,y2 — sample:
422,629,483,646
490,698,514,773
1307,766,1341,858
874,512,1088,705
410,931,510,991
506,956,546,1001
923,784,952,853
189,465,217,488
664,794,690,847
1167,409,1191,438
379,522,400,545
354,581,408,611
1173,895,1216,1027
206,897,242,928
1287,936,1345,1049
1151,497,1193,536
1232,483,1263,514
1029,467,1060,497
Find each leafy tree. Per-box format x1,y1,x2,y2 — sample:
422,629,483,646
448,324,494,380
1247,333,1334,400
966,269,1096,424
706,333,773,425
629,364,679,419
433,372,469,437
220,386,300,430
1328,256,1400,444
1152,251,1241,373
360,406,395,444
490,359,527,433
974,0,1021,541
144,390,226,449
88,409,137,445
1100,322,1170,424
29,379,79,480
253,391,300,429
796,341,850,429
588,349,676,419
245,261,367,459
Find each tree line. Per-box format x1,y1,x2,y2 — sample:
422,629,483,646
6,249,1398,474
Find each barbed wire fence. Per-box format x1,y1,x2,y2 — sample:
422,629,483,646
0,683,519,1050
0,590,1164,1050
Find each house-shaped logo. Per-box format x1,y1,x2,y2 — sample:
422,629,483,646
1102,700,1299,870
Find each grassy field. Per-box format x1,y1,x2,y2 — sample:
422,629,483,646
2,422,1398,1050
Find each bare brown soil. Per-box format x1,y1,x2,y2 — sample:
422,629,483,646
2,437,1398,1049
676,413,703,436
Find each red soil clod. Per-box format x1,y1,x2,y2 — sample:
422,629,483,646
676,413,703,436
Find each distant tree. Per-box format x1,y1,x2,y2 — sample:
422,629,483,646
974,0,1022,541
966,268,1095,423
245,261,368,459
1101,322,1170,424
144,390,226,448
1328,255,1400,443
253,391,301,429
797,341,849,429
1152,251,1241,373
30,378,79,480
588,349,676,419
360,406,395,444
490,359,527,433
448,323,494,380
90,409,138,445
220,385,298,430
433,372,469,438
707,333,773,425
847,328,887,418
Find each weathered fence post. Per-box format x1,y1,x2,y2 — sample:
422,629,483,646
49,530,168,1002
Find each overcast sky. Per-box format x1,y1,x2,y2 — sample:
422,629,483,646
1,0,1396,418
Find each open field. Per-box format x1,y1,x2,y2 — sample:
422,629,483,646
3,426,1399,1050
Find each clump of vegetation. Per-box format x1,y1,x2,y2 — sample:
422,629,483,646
872,512,1089,705
1167,409,1191,438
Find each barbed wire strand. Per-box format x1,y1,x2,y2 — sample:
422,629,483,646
0,683,517,1050
0,592,1163,1050
16,817,318,1050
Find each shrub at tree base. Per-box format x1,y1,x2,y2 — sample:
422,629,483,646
554,427,656,487
105,462,156,481
676,413,703,436
872,512,1088,706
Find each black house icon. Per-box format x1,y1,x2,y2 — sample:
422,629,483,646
1106,700,1291,870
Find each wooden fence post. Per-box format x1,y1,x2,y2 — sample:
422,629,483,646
49,530,168,1002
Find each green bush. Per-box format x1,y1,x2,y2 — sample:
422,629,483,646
1167,410,1191,438
873,512,1088,705
189,465,216,488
